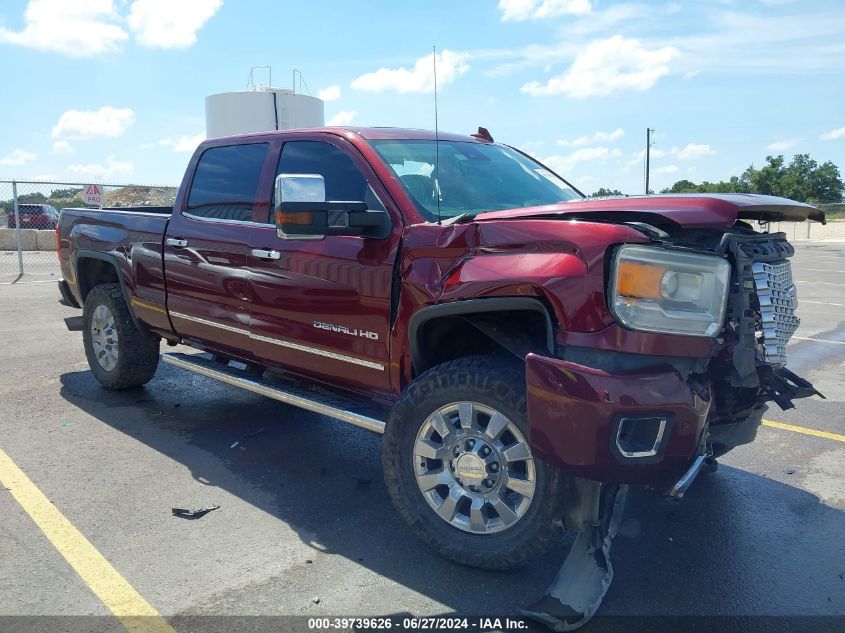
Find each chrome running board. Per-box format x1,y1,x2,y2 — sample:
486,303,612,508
161,352,386,434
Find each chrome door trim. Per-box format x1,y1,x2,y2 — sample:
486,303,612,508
169,311,250,336
169,312,384,371
251,333,385,371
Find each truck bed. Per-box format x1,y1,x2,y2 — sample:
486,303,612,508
58,206,173,334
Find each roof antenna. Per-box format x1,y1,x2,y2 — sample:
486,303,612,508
433,45,442,225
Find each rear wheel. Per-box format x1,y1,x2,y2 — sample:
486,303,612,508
82,283,159,389
383,355,564,570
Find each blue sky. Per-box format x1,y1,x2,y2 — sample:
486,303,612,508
1,0,843,195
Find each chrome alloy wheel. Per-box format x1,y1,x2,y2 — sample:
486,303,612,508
90,304,119,371
413,402,537,535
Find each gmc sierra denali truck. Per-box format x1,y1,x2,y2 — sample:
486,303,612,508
57,126,823,573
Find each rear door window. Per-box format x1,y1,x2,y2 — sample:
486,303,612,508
188,143,269,222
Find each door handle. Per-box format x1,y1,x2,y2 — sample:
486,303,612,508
166,238,188,248
251,248,282,260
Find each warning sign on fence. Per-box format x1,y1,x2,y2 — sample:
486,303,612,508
83,184,102,206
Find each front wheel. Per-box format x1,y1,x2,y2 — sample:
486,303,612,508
82,283,160,389
382,356,565,570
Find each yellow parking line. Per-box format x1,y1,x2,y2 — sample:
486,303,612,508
762,419,845,443
0,448,176,633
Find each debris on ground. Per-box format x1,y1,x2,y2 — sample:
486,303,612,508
230,441,239,449
311,597,321,604
247,427,265,437
171,505,220,520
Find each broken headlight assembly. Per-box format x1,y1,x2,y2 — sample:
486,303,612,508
609,244,731,337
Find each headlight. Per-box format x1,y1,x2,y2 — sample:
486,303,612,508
609,245,731,337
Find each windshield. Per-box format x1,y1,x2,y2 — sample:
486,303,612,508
370,139,582,221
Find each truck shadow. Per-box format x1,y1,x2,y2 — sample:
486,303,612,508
58,365,844,624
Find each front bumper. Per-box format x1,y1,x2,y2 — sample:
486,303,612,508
525,353,711,486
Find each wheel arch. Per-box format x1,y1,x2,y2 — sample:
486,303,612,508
407,298,555,375
75,250,144,331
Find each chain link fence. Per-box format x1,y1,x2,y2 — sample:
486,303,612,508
0,180,178,284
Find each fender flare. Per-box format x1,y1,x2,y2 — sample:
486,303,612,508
408,297,555,373
74,250,144,332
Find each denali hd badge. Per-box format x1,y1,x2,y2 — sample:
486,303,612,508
313,320,379,340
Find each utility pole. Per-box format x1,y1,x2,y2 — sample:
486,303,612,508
645,127,655,195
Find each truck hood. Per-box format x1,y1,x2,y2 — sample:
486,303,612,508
472,193,826,229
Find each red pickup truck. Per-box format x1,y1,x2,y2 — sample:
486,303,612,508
57,126,823,573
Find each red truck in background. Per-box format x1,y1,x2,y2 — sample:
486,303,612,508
56,127,824,582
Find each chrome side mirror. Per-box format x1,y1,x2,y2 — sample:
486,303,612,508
275,173,326,205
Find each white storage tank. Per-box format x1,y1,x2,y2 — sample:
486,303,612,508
205,87,325,138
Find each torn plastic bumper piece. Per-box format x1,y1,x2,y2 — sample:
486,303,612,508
521,484,628,631
763,365,825,410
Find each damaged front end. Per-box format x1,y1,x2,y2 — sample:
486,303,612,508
706,229,823,456
523,224,824,631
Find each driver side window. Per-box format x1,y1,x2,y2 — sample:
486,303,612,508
271,140,383,221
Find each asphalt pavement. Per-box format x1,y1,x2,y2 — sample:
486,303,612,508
0,242,843,633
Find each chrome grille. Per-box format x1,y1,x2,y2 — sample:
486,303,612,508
751,260,799,366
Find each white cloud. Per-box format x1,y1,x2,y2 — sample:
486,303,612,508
522,36,680,98
52,141,75,155
128,0,222,49
557,128,624,147
351,50,469,94
569,3,642,35
672,143,715,160
52,107,135,140
0,0,128,58
156,134,205,152
317,85,342,102
820,127,845,141
624,148,666,170
327,110,358,126
656,165,679,174
541,146,621,174
622,143,713,171
767,138,801,150
0,149,37,167
498,0,592,22
68,155,134,180
173,134,205,152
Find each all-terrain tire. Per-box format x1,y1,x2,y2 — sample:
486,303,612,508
82,283,160,389
382,355,565,570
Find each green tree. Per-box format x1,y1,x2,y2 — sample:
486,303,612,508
661,179,698,193
663,153,842,202
590,188,624,197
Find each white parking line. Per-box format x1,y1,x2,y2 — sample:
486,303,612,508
802,300,845,307
796,280,845,286
792,336,845,346
0,279,56,286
